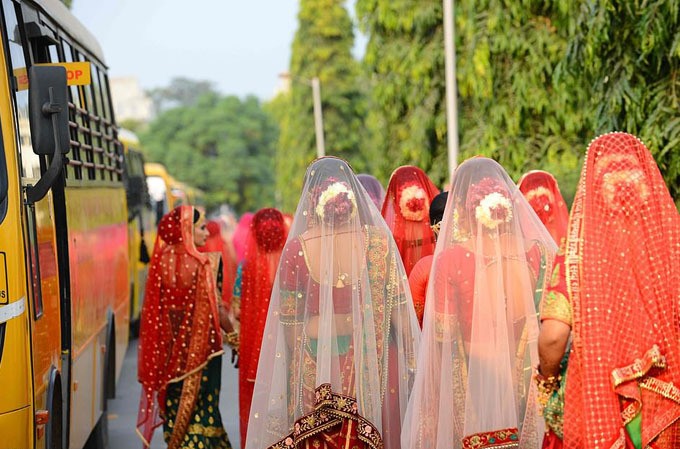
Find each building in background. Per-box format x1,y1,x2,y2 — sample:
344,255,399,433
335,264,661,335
110,76,154,124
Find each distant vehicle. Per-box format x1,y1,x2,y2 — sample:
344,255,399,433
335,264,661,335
120,129,154,338
144,162,203,223
0,1,129,448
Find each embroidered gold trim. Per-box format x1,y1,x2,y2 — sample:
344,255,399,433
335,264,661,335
186,423,227,438
640,377,680,403
268,383,384,449
611,345,666,388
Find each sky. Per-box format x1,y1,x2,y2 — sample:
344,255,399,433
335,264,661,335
71,0,363,100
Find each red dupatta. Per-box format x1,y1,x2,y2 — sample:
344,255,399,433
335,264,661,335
382,166,439,275
562,133,680,449
518,170,569,246
199,219,238,307
233,212,254,263
239,208,287,445
136,206,223,448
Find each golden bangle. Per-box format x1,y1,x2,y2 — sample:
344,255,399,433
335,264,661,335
224,330,240,351
534,366,561,410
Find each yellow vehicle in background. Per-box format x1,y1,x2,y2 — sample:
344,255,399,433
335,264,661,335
0,1,129,448
144,162,175,225
120,129,154,337
144,161,203,223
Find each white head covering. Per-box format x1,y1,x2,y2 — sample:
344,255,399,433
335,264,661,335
402,157,557,449
246,156,420,449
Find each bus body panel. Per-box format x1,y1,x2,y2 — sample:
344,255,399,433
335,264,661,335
30,196,63,408
0,26,32,418
66,187,129,384
0,406,33,449
65,187,128,449
0,0,130,446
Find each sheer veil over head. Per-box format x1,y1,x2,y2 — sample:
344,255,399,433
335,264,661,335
246,157,420,449
517,170,569,246
402,157,557,449
357,173,386,210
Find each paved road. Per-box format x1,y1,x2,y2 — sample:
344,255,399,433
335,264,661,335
107,340,241,449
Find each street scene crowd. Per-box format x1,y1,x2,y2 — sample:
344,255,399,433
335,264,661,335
136,132,680,449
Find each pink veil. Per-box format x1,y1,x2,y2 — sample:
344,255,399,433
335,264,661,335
402,157,557,449
245,157,421,449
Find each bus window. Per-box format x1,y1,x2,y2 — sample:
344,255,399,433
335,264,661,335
61,40,83,180
2,0,39,179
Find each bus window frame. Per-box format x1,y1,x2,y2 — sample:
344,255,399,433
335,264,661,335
24,203,43,318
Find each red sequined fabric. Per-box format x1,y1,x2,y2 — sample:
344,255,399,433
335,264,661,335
239,208,288,444
136,206,223,447
562,133,680,449
199,220,238,307
517,170,569,246
381,166,439,275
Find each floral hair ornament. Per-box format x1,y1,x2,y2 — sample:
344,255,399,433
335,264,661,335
466,177,513,230
315,181,358,223
399,184,429,221
525,186,554,221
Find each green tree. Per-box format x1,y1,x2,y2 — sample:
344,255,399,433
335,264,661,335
357,1,589,198
565,0,680,205
147,77,219,114
276,0,366,212
141,92,278,213
356,1,449,184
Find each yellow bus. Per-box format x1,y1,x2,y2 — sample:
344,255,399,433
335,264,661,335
0,1,129,448
144,161,175,225
144,161,203,222
120,129,154,337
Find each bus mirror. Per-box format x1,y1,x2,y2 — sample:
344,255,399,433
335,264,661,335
25,66,70,204
28,65,70,156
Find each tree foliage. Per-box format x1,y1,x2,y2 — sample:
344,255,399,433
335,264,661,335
356,0,449,184
564,0,680,205
140,92,278,214
275,0,366,212
356,1,589,199
147,77,219,115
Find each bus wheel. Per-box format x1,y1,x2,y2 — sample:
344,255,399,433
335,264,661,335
45,370,63,449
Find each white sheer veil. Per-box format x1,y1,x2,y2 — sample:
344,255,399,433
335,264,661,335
246,156,420,449
402,157,557,449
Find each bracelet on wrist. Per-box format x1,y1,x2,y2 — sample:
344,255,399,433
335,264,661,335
534,365,561,410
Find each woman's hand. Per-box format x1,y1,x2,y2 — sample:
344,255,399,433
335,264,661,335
218,302,235,334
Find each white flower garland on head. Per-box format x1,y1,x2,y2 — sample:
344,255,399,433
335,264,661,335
399,184,428,221
525,186,554,204
315,182,357,221
475,192,513,230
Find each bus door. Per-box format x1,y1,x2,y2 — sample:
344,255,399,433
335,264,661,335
2,2,66,448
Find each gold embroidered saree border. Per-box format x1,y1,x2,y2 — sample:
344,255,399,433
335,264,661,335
267,383,384,449
461,427,520,449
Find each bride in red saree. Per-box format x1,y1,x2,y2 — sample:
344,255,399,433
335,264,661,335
402,157,557,449
238,208,288,446
245,157,420,449
517,170,569,246
382,166,440,276
537,132,680,449
137,206,232,449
